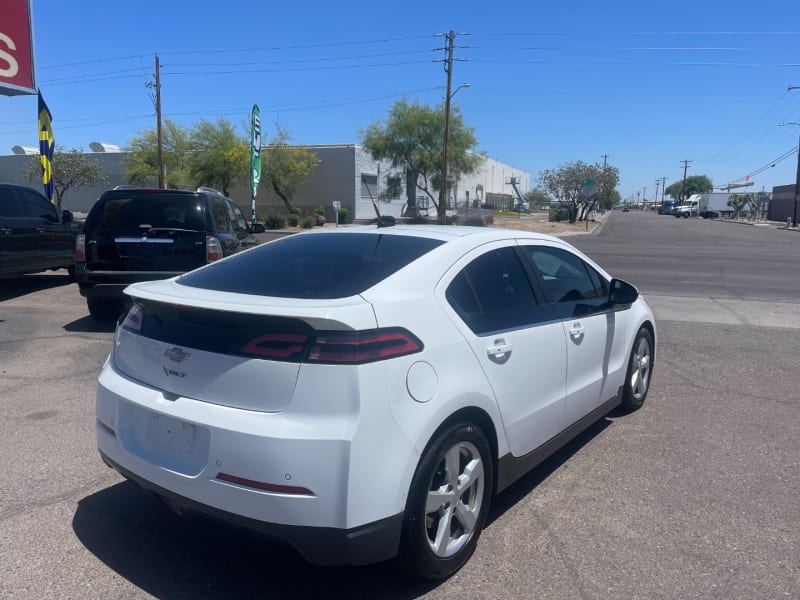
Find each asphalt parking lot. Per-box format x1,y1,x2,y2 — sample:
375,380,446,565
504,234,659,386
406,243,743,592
1,212,798,599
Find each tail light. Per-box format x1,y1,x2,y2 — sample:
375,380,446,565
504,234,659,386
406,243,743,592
75,234,86,262
120,302,144,333
237,327,423,364
206,236,223,262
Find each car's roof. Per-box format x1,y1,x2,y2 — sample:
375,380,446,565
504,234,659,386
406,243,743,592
0,181,40,190
303,224,564,244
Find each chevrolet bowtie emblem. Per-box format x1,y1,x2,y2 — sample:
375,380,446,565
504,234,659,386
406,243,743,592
164,347,190,363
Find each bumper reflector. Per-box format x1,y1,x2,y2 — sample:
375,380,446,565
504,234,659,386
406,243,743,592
97,419,116,437
216,472,314,496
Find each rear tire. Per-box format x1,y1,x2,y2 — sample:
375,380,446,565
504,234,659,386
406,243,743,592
621,327,654,411
398,422,493,580
87,298,122,322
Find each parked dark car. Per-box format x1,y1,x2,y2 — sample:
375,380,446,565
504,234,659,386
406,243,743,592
75,187,258,320
0,182,76,278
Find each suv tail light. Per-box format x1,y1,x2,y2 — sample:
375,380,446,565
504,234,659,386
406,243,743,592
206,236,223,262
75,234,86,262
237,327,423,365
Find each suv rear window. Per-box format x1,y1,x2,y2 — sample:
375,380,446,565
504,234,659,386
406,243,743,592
177,232,444,299
86,193,207,234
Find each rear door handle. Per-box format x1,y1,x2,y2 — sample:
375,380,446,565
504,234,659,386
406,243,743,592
0,228,11,235
569,322,585,338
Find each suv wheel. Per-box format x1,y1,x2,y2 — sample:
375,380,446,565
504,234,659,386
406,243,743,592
87,298,122,322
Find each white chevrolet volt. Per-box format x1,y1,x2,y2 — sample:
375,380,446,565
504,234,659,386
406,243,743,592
95,224,655,579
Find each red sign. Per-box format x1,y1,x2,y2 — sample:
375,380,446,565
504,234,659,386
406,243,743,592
0,0,36,95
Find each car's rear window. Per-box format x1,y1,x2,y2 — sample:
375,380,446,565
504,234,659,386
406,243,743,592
86,193,207,234
177,232,444,299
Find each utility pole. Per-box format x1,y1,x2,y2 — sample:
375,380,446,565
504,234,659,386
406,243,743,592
654,179,661,208
642,186,647,205
679,159,692,204
438,30,456,224
154,55,164,189
661,176,668,211
789,85,800,226
601,154,609,211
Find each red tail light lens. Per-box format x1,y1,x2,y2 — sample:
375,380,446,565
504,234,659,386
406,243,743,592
206,236,223,262
238,333,310,361
120,302,144,333
308,329,423,364
236,328,423,364
75,234,86,262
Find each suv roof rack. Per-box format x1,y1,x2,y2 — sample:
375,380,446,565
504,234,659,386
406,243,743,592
196,186,224,195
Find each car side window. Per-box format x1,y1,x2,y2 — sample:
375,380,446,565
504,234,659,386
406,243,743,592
446,246,551,335
226,200,249,233
0,190,25,218
209,198,231,233
524,246,603,303
18,189,58,221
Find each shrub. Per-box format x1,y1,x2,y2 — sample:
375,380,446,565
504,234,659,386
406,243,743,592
314,205,325,216
265,213,286,230
462,216,487,227
315,214,326,226
550,208,569,222
290,207,302,216
287,214,299,227
337,207,349,223
484,214,494,225
301,216,315,229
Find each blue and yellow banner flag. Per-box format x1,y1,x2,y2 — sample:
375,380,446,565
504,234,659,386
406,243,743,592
37,92,55,204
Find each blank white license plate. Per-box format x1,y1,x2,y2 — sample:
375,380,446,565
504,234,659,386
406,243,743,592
147,413,194,453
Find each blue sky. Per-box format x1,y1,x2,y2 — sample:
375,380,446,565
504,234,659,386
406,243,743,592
2,0,800,200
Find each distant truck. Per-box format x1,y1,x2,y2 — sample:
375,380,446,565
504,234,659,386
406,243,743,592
673,193,733,219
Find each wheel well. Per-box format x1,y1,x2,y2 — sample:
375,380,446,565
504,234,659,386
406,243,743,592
640,320,656,364
425,406,500,495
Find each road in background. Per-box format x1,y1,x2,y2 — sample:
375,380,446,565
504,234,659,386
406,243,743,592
1,214,798,599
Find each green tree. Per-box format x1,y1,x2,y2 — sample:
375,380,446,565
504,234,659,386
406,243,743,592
24,145,108,211
524,188,553,211
261,123,320,213
746,191,769,221
124,119,193,189
538,160,620,223
360,98,484,219
188,118,248,196
665,175,713,201
727,193,748,219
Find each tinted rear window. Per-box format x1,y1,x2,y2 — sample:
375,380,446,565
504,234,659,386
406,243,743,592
86,193,207,234
177,232,444,298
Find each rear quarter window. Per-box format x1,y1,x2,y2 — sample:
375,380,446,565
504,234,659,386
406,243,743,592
177,232,444,299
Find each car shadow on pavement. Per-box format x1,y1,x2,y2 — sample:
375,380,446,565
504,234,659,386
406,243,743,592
0,272,74,302
487,417,613,524
63,315,117,333
72,481,439,599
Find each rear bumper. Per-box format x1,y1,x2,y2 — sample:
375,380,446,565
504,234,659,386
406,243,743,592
95,358,414,566
76,264,182,298
99,450,403,566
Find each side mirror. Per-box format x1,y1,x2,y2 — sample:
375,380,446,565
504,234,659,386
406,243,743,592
609,278,639,306
251,223,265,234
62,210,73,223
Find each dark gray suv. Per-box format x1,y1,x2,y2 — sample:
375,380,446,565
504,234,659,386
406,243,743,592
75,187,257,320
0,182,76,278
